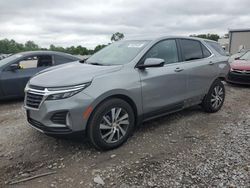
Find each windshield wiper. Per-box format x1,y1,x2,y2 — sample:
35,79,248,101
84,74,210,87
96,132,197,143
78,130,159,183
88,62,104,66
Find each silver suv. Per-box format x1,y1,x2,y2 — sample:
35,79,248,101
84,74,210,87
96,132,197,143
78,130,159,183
24,36,229,150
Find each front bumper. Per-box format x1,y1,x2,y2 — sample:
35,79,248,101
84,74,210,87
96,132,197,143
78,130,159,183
226,71,250,85
25,91,94,134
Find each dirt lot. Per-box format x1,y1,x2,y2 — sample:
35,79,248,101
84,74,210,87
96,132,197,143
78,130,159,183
0,83,249,188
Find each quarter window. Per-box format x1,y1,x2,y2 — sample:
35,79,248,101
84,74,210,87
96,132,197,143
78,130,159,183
180,39,203,61
201,44,212,58
206,41,226,56
144,40,179,64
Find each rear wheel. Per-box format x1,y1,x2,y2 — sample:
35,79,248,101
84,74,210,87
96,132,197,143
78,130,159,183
87,98,135,150
202,79,225,113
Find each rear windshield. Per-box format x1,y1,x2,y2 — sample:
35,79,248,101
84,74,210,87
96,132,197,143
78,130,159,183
205,41,226,56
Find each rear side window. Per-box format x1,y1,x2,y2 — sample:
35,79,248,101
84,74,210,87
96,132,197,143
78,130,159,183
201,44,212,58
205,41,226,56
54,55,76,65
180,39,203,61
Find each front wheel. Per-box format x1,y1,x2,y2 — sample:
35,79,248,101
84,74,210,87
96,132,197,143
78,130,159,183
87,98,135,150
202,79,225,113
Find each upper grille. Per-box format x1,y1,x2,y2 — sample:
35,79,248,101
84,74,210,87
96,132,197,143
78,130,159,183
29,85,45,90
26,92,44,109
232,69,250,74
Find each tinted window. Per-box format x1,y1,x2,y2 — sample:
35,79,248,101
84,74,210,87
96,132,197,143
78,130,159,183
180,39,203,61
144,40,179,64
202,44,212,58
206,41,226,56
54,55,76,64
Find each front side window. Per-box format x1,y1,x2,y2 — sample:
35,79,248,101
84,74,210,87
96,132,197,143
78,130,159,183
144,39,179,64
180,39,203,61
18,56,39,69
18,55,53,69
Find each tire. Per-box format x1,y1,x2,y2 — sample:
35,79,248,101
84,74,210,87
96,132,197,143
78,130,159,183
87,98,135,150
202,79,225,113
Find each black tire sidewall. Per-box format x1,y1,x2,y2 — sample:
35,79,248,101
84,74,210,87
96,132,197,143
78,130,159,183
88,98,135,150
203,80,225,113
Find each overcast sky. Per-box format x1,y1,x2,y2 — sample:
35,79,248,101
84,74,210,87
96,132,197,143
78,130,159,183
0,0,249,49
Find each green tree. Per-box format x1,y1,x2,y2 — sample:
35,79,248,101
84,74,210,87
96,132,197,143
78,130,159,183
24,41,39,50
94,44,106,53
111,32,124,42
190,34,220,41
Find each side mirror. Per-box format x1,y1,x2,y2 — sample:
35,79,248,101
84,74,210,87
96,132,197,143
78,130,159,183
137,58,165,69
10,64,20,71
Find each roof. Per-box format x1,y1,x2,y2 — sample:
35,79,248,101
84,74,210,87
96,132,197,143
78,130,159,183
229,28,250,33
125,35,217,43
17,50,81,60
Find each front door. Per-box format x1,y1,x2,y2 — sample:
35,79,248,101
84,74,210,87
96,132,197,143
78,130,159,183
138,39,188,117
0,55,53,97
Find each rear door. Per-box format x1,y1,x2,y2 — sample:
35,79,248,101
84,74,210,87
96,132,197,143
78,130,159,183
138,39,188,118
178,39,218,102
1,55,53,97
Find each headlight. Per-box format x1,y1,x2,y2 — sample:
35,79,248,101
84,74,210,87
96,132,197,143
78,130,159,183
46,83,90,100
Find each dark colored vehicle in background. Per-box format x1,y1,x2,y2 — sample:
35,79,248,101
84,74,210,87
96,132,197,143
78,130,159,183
227,51,250,85
0,51,81,99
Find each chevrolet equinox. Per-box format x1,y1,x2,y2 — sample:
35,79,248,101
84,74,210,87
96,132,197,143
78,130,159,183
24,36,230,150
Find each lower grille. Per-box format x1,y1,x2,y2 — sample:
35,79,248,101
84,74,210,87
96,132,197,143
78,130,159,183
28,117,71,133
26,92,44,109
51,111,68,125
228,72,250,84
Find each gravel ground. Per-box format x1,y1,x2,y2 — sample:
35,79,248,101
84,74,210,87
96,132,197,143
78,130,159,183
0,83,249,187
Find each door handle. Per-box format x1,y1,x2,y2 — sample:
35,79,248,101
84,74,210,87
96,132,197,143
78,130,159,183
208,61,214,65
175,67,184,72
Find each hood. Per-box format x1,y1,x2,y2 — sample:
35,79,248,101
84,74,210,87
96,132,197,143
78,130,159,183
29,62,122,87
231,60,250,71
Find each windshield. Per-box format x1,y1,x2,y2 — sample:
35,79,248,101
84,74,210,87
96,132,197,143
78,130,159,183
239,51,250,60
0,54,23,67
86,40,150,65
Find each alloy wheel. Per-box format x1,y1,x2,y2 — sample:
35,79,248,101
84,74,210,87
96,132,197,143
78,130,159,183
99,107,129,144
211,85,224,109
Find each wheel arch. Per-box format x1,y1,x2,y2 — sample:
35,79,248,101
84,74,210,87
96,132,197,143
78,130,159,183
86,92,141,133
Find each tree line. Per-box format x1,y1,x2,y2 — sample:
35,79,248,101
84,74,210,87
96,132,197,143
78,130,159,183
0,32,221,55
0,32,125,55
0,39,108,55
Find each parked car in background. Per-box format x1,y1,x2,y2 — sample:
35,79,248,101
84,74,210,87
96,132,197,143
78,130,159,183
227,50,250,85
24,36,229,150
0,54,11,60
0,51,81,99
